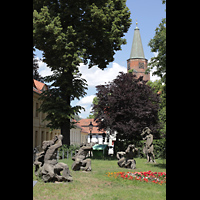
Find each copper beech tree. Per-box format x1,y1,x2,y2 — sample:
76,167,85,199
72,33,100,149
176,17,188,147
92,72,161,147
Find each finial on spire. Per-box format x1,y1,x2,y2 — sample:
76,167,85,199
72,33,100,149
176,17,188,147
136,19,138,29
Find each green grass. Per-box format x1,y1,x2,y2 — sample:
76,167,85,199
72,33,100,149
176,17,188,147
33,158,166,200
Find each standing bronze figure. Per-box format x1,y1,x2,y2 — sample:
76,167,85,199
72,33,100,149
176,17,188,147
141,127,156,163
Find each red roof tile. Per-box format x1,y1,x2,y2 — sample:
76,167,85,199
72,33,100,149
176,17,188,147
78,119,105,135
33,79,45,91
33,79,47,94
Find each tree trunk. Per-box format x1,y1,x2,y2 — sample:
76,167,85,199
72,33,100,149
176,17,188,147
60,70,73,146
61,119,70,146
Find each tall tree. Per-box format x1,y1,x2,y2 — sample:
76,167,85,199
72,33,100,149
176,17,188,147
146,0,166,87
93,72,161,147
33,0,131,145
147,80,166,138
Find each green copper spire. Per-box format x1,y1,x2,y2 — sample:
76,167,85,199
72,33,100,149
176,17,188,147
130,21,145,59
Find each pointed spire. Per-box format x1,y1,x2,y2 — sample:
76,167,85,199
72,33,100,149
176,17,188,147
130,20,145,59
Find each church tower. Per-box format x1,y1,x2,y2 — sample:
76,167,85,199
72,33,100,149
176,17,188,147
127,22,150,81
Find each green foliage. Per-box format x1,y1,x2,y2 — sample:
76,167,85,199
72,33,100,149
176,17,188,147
33,0,131,144
33,0,131,69
38,70,87,129
146,17,166,86
147,80,166,137
136,139,166,159
93,72,161,143
87,96,99,119
86,115,95,119
153,138,166,159
145,1,166,137
128,69,134,73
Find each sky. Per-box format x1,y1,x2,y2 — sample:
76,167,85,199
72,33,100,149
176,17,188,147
35,0,166,119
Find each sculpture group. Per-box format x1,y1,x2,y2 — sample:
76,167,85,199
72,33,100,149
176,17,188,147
117,144,138,169
34,127,156,183
34,135,73,182
34,135,94,182
71,143,94,171
116,127,156,169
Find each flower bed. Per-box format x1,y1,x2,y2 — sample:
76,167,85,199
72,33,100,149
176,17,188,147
106,171,166,185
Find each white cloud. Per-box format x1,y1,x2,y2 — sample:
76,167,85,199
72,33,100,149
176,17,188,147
37,58,127,86
78,95,96,105
150,69,160,82
79,62,127,87
148,54,161,82
153,52,159,57
75,95,96,119
75,62,127,118
80,106,91,119
37,57,53,77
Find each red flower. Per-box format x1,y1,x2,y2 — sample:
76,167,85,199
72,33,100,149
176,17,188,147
107,171,166,185
128,176,133,180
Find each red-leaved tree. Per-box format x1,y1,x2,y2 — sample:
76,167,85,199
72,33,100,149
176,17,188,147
92,72,161,147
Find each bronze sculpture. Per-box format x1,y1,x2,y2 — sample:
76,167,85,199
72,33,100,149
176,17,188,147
141,127,156,163
34,135,73,182
71,143,94,171
116,144,138,169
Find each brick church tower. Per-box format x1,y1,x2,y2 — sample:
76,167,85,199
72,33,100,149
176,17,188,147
127,22,150,81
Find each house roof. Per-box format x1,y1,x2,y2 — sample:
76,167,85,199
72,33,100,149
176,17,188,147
71,119,82,129
33,79,47,94
78,119,105,135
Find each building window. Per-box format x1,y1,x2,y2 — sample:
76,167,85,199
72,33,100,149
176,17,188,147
139,62,144,69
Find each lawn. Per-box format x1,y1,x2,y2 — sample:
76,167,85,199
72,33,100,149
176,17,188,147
33,158,166,200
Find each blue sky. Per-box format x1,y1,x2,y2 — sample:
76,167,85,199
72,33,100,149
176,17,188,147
35,0,166,119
